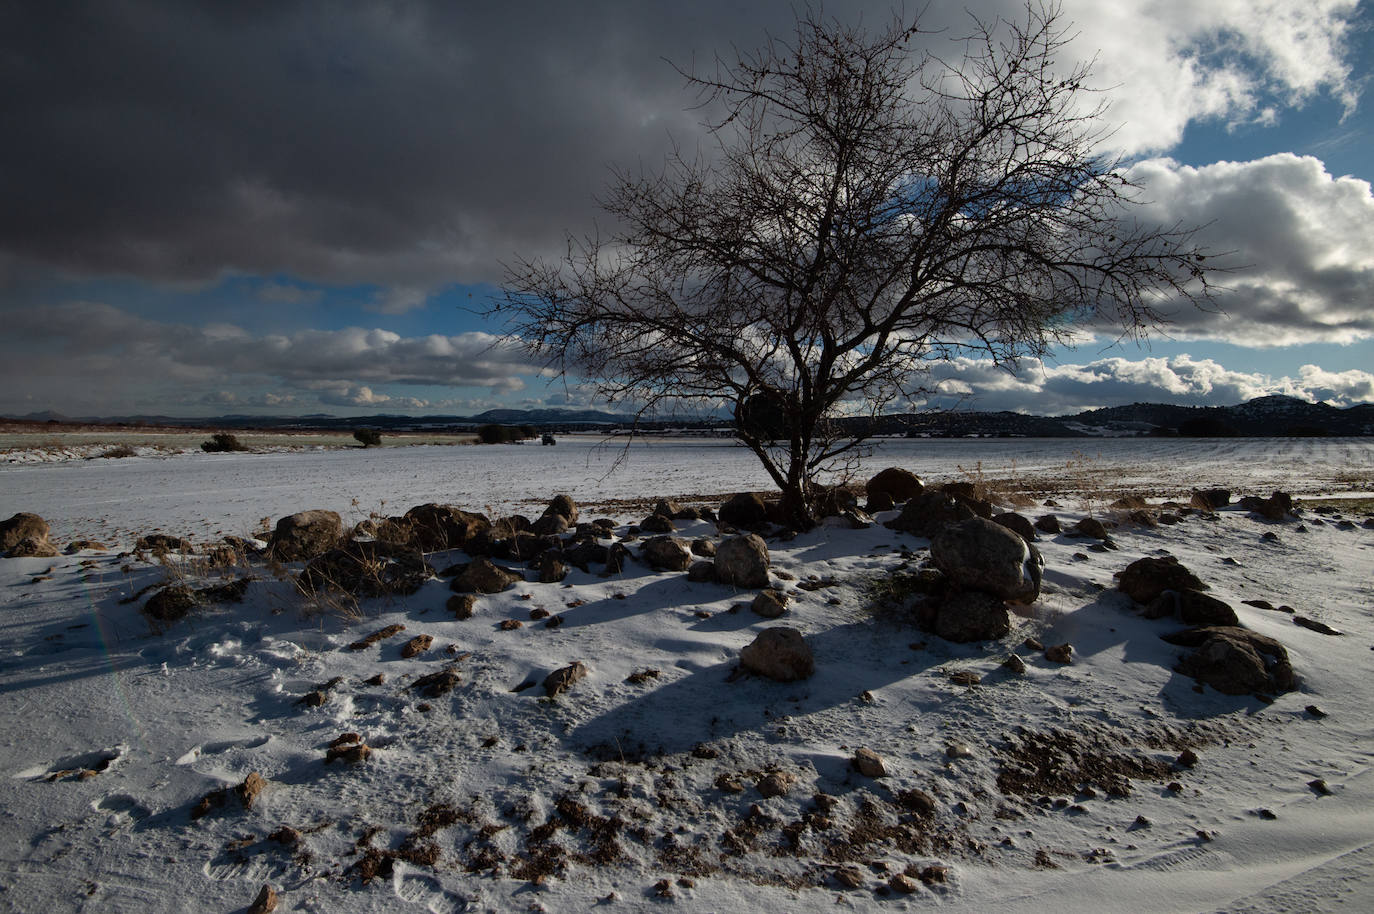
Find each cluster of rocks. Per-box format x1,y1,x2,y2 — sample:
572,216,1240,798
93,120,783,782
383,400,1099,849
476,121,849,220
1115,554,1296,697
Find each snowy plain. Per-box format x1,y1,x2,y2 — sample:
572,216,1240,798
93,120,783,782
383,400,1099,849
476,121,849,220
1,436,1372,913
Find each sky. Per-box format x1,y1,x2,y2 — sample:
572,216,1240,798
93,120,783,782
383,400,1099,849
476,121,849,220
1,0,1371,419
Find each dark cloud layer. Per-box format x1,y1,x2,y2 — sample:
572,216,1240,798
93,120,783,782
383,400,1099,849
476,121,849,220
1,0,858,286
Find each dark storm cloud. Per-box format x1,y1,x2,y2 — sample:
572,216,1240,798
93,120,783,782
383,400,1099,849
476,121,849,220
0,0,891,286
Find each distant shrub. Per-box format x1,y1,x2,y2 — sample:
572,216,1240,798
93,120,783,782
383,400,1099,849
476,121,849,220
477,424,534,444
353,428,382,447
201,432,250,453
96,444,138,459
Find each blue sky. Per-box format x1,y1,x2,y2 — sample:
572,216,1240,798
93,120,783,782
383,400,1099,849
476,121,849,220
1,0,1371,418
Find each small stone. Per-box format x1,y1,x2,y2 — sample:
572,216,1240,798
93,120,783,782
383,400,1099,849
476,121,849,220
1133,815,1152,828
1176,748,1199,768
499,619,523,630
1044,643,1073,664
852,748,887,778
543,661,589,697
756,770,796,798
1023,637,1045,651
237,772,267,810
1167,782,1183,793
1306,704,1327,718
446,594,477,619
949,670,981,686
918,865,948,885
1309,778,1332,795
400,634,433,658
834,868,864,889
946,742,973,759
1002,654,1026,674
751,589,789,619
888,873,920,894
248,884,278,914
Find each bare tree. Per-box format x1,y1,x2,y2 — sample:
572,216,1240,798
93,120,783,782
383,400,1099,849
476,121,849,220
496,3,1216,529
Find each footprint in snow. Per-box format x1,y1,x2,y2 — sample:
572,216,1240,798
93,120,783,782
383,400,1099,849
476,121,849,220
175,735,270,765
392,865,470,912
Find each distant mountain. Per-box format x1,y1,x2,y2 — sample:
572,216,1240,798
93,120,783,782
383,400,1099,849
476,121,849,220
4,396,1372,436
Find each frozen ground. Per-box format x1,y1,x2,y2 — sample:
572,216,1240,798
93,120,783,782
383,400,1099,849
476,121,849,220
0,439,1371,912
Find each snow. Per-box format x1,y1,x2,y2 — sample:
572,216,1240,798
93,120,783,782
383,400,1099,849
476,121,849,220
1,437,1372,912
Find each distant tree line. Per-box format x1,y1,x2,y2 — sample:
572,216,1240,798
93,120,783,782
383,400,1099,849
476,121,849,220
477,424,538,444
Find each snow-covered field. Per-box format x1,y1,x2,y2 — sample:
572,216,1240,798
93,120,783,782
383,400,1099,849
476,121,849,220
1,438,1372,913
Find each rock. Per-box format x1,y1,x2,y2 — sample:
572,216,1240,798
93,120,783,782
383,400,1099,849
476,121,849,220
1067,517,1111,540
1034,514,1061,534
1239,491,1295,521
530,512,570,536
1177,589,1239,626
691,537,716,557
6,536,59,558
834,868,865,889
852,747,888,777
740,627,814,681
889,874,920,894
268,510,342,562
447,594,477,619
641,536,693,571
1111,495,1150,511
410,669,460,697
993,512,1036,542
687,560,715,582
755,770,796,798
1045,643,1073,664
136,533,194,554
639,513,675,533
1,513,55,557
1293,616,1342,636
63,540,109,554
897,789,937,817
933,589,1011,643
715,534,770,588
1163,626,1296,695
884,491,976,538
237,771,267,810
751,589,789,618
537,552,568,583
450,557,522,594
1002,654,1026,674
402,503,490,552
543,661,589,697
719,492,770,529
1191,488,1231,511
866,467,924,503
248,884,278,914
401,634,433,658
144,585,200,624
603,542,631,575
1117,556,1207,605
299,543,433,598
544,494,579,524
865,491,895,513
348,623,406,650
931,517,1043,603
949,670,981,686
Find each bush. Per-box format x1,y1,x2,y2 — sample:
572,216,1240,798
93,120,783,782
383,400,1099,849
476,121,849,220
353,428,382,447
201,432,250,453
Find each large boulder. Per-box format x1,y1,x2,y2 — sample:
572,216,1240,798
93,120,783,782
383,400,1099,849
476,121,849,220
1117,556,1207,605
1163,626,1296,695
866,468,924,504
932,590,1011,643
719,493,769,529
884,492,976,539
740,627,814,681
403,504,490,552
1239,491,1295,521
269,510,342,562
450,557,522,594
714,534,770,588
992,512,1036,542
641,536,693,572
1191,488,1231,511
1,513,55,557
543,494,579,525
931,517,1043,603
